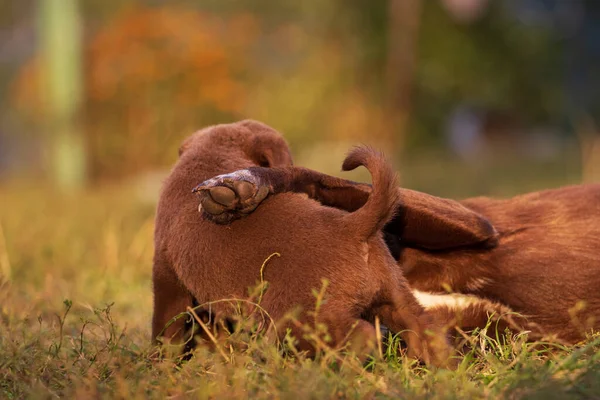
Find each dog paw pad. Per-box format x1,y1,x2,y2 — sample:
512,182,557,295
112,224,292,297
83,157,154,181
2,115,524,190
233,180,256,202
193,170,270,223
208,186,237,207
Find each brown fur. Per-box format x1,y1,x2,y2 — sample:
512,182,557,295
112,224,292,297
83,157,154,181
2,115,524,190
152,120,452,366
201,162,600,343
400,185,600,343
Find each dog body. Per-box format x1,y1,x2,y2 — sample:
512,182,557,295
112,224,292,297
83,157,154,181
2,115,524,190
153,120,450,365
198,163,600,343
402,184,600,342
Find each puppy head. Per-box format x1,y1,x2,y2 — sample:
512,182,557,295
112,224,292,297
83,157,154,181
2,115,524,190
178,120,293,169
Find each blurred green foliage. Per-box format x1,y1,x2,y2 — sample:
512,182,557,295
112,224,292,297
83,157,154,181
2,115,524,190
412,1,563,147
1,0,591,192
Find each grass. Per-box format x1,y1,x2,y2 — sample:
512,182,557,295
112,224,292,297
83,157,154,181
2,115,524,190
1,181,599,399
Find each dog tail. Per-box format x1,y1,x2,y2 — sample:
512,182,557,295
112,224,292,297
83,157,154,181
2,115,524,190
341,146,400,238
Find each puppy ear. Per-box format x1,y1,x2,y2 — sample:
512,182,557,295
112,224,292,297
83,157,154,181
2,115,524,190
387,189,498,250
241,120,293,167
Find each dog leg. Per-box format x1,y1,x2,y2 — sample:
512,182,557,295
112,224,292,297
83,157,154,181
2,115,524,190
422,298,545,342
193,166,371,223
343,319,379,359
373,289,455,368
315,303,379,359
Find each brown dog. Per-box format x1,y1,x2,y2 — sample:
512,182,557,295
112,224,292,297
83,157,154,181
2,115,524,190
153,120,452,366
197,164,600,344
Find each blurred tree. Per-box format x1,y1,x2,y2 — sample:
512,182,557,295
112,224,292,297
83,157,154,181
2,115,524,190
15,5,253,180
385,0,422,153
7,0,574,181
338,0,564,152
84,6,251,178
410,0,562,148
39,0,86,190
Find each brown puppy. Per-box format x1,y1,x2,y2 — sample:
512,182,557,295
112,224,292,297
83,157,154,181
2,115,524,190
153,120,451,366
198,165,600,344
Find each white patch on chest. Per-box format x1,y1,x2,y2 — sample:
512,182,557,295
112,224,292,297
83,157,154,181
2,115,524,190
412,290,486,311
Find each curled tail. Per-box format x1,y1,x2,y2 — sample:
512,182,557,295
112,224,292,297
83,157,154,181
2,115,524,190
341,146,400,238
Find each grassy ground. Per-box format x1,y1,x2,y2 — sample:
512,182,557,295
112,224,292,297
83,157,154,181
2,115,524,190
1,174,599,399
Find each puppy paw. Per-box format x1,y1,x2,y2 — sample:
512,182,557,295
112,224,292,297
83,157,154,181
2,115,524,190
192,170,270,224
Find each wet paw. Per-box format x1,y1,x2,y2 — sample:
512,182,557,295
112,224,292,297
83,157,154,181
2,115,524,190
192,170,270,224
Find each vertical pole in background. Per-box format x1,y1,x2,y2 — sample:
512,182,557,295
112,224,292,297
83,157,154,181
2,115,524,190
386,0,422,155
39,0,86,191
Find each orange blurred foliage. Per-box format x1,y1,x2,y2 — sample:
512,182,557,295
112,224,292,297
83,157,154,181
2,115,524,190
12,5,259,179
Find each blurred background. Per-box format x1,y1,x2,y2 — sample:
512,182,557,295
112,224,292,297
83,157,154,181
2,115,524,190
1,0,599,199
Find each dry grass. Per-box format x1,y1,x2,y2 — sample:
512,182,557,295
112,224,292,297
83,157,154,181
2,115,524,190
1,183,599,399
